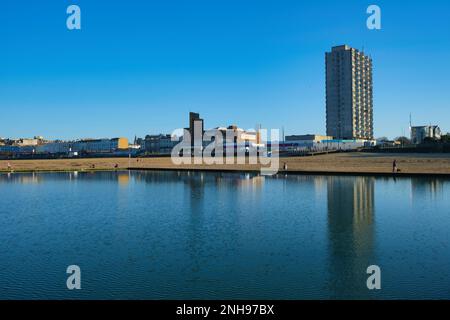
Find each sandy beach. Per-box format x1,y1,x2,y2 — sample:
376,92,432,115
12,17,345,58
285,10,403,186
1,152,450,175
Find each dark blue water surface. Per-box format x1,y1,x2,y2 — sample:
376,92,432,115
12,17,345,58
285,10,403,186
0,171,449,299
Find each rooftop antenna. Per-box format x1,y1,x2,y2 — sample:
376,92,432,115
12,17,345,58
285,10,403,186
409,113,413,139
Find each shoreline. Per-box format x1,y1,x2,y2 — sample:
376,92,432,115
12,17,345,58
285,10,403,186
0,167,450,179
127,167,450,178
1,167,449,178
1,152,450,178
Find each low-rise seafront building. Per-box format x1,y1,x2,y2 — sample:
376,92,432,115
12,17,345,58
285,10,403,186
0,145,20,154
141,134,180,154
0,137,131,157
204,125,263,155
285,134,333,143
281,134,375,152
212,125,261,145
37,138,129,155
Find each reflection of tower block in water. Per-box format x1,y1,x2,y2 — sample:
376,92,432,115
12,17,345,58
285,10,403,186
326,176,376,297
327,176,375,231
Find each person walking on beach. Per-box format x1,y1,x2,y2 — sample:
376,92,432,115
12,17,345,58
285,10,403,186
393,159,397,173
7,162,11,171
283,162,288,171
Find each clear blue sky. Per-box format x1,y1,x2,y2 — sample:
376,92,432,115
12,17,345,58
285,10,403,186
2,0,450,140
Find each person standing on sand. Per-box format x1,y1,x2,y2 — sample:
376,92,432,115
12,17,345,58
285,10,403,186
393,160,397,173
283,162,288,171
7,162,11,171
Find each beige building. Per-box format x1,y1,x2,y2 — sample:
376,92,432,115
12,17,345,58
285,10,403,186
215,125,260,145
16,138,39,146
326,45,373,140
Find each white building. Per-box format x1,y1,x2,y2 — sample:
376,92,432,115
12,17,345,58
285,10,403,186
36,138,129,155
410,125,441,144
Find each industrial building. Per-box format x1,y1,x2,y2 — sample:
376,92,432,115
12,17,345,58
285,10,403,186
410,125,441,144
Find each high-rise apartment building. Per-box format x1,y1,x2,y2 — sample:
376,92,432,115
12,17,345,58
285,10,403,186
326,45,373,140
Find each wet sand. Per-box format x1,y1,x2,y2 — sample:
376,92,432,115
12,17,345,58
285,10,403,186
1,153,450,175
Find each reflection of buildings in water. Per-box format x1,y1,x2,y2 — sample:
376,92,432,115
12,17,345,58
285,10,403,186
239,175,265,188
16,173,40,184
351,178,375,231
130,170,265,281
275,174,327,198
327,176,375,242
0,172,41,184
216,173,264,190
117,172,130,186
410,177,444,201
282,174,326,184
313,176,327,195
133,170,264,193
68,171,78,181
326,176,375,298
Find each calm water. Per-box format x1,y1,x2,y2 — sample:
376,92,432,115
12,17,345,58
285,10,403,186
0,171,449,300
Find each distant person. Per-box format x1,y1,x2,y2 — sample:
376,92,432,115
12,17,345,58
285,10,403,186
283,162,288,171
393,160,397,173
7,162,11,170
